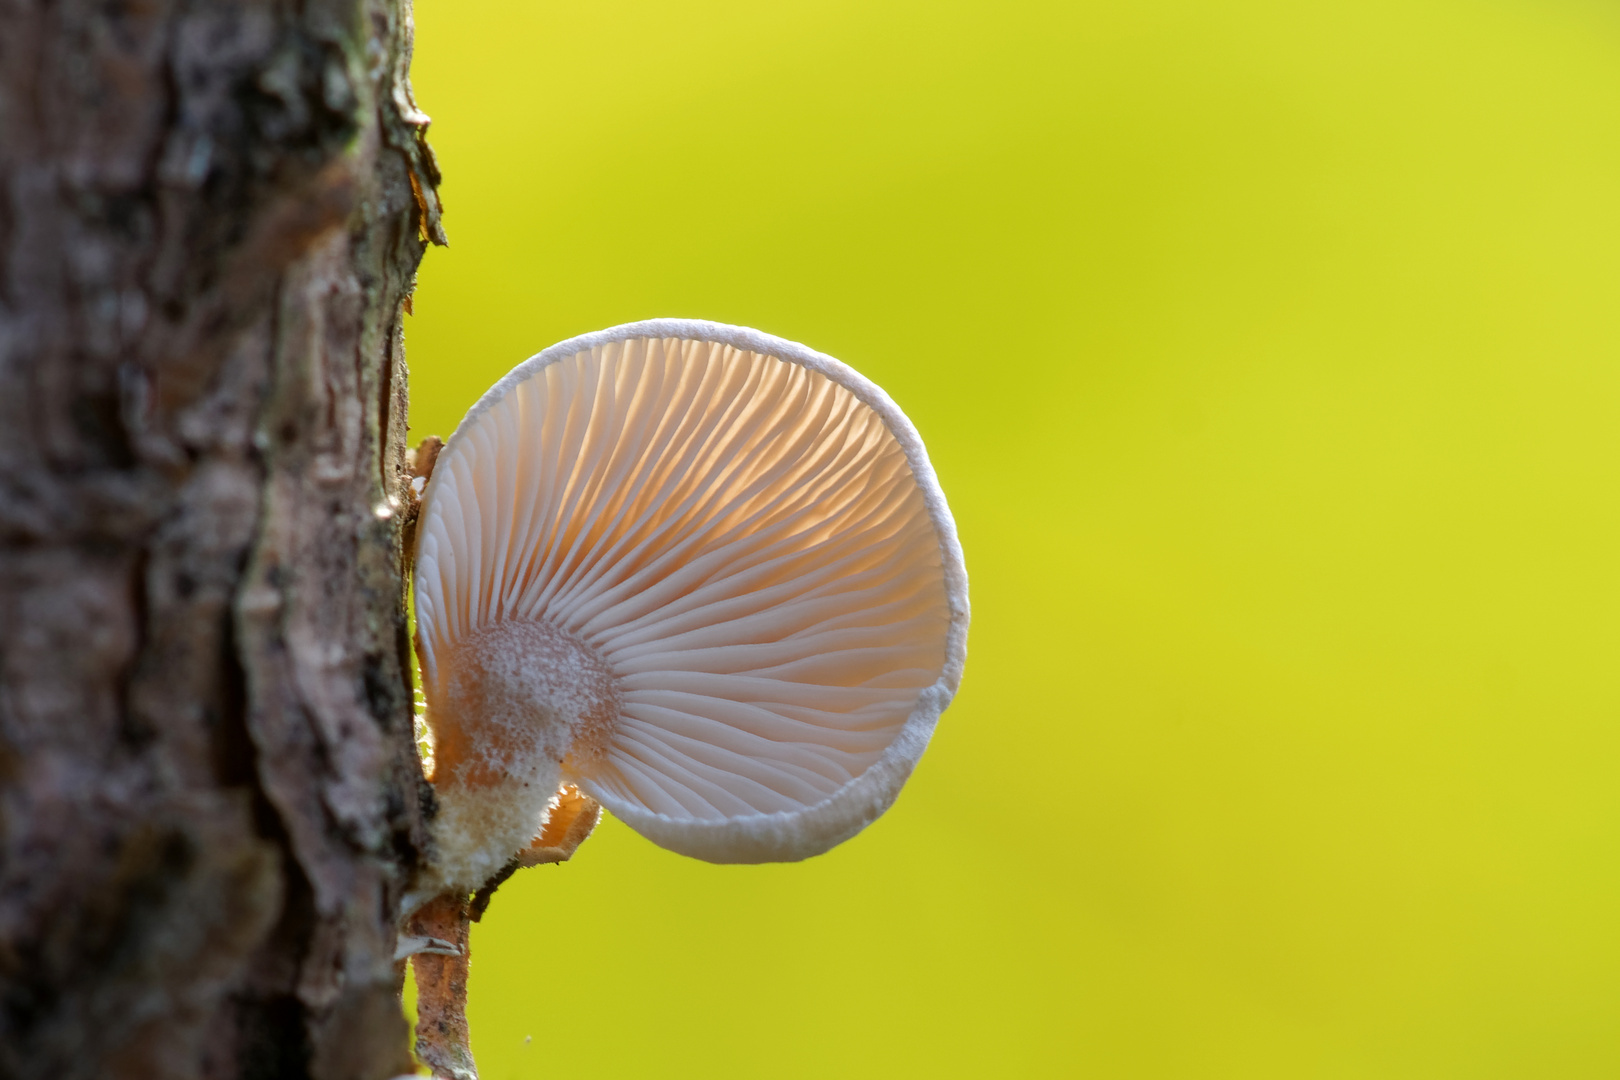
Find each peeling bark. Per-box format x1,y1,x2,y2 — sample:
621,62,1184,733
0,0,443,1077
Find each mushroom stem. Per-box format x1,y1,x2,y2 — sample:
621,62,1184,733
407,890,477,1080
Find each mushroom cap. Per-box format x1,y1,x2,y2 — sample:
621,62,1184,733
414,319,968,864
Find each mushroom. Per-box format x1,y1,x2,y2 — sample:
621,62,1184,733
403,319,968,1076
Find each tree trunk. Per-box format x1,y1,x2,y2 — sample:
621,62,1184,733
0,0,445,1077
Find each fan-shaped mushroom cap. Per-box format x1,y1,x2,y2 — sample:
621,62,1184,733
413,319,968,891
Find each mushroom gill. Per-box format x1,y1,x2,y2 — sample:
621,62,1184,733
412,320,968,892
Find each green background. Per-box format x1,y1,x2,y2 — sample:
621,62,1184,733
403,1,1620,1075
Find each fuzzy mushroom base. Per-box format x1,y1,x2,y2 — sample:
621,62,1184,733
410,320,970,902
415,620,619,897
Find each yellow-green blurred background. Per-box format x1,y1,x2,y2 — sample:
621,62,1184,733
404,1,1620,1075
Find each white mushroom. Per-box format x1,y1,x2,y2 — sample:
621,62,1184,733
410,319,969,898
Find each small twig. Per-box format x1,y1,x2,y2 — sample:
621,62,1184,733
406,891,477,1080
468,857,521,923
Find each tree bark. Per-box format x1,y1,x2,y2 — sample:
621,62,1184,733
0,0,445,1077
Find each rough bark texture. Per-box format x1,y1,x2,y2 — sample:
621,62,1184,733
0,0,444,1077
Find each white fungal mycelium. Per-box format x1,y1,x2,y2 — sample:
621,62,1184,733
411,319,969,896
